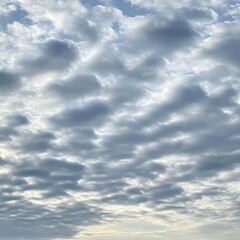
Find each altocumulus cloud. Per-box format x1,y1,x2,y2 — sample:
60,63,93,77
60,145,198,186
0,0,240,240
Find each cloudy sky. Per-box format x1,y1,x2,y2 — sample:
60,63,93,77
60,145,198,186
0,0,240,239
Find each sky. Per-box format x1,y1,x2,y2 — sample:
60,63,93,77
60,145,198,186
0,0,240,239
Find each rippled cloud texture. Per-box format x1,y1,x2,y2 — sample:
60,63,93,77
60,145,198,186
0,0,240,239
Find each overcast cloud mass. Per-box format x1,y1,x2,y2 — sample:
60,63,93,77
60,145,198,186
0,0,240,239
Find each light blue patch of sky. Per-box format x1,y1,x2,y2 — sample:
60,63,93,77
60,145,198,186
0,5,32,31
81,0,151,17
80,0,103,8
213,0,239,22
112,21,120,32
112,0,151,17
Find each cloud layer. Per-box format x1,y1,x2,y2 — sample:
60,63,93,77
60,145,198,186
0,0,240,240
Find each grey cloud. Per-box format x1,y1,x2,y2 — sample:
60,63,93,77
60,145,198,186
208,84,238,108
87,47,127,76
126,187,143,195
174,152,240,182
21,39,77,75
40,158,85,172
187,122,240,154
53,127,97,157
108,83,144,106
98,140,136,161
104,129,146,145
7,114,29,127
15,157,85,178
75,18,99,42
0,127,18,141
96,181,180,206
47,74,101,100
59,4,118,43
191,186,226,200
99,82,239,182
149,183,184,202
179,7,217,22
139,84,206,126
0,114,28,142
140,112,239,162
0,199,103,240
89,160,166,182
194,153,240,176
91,180,129,196
0,157,9,166
19,131,56,153
70,127,97,139
1,194,23,203
0,71,21,94
129,54,165,81
194,65,232,84
1,1,240,239
3,157,85,198
56,140,96,157
50,100,111,128
84,159,167,206
14,168,49,178
205,38,240,68
129,17,199,55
